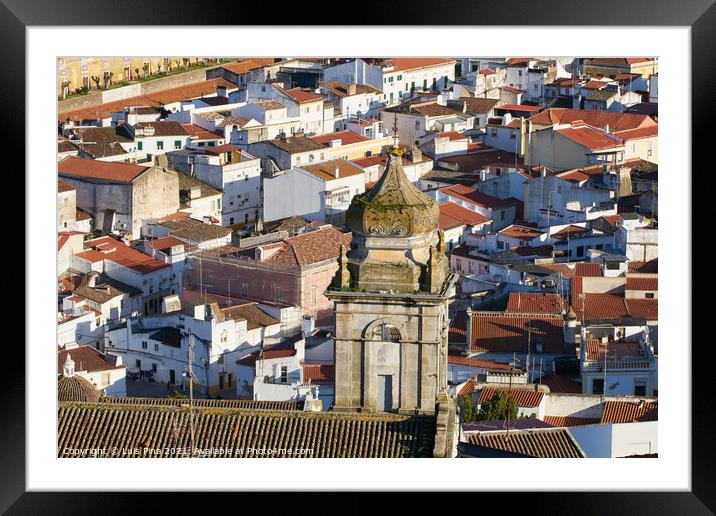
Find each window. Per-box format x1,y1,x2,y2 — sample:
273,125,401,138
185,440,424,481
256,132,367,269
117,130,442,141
157,141,164,150
576,246,584,257
174,140,181,149
497,240,504,249
142,341,148,349
592,378,604,395
137,141,143,151
154,343,159,352
135,359,142,369
645,293,655,299
500,211,505,221
455,259,462,271
280,366,288,383
101,372,110,387
634,380,647,396
151,363,157,373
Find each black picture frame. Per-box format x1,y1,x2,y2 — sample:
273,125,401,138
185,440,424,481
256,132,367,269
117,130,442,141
6,0,708,512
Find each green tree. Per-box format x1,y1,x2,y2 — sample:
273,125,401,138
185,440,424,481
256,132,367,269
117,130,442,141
457,394,479,422
476,391,518,421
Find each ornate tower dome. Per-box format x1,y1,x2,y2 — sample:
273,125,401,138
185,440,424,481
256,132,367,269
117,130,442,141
346,149,439,238
338,148,448,294
57,353,101,403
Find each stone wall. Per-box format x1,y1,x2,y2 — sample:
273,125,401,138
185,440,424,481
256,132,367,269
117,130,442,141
58,66,220,114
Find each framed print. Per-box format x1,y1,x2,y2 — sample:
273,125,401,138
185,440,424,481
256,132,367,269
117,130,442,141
6,0,710,511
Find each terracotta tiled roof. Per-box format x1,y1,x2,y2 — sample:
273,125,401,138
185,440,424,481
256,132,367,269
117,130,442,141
301,363,334,384
261,226,352,268
626,276,658,290
613,126,658,140
57,401,437,457
600,400,657,424
581,293,629,320
269,135,325,154
439,184,515,209
478,68,496,75
458,377,475,396
537,373,582,394
160,217,232,243
438,202,491,230
506,292,565,314
498,224,544,240
437,131,468,141
435,150,522,173
220,58,274,75
320,81,381,97
274,85,323,104
543,415,600,427
182,124,224,140
588,57,654,66
499,86,524,95
384,57,455,73
300,159,365,181
624,298,658,320
135,120,189,137
551,225,589,239
464,428,585,458
477,387,544,408
220,303,280,330
448,355,510,370
59,79,234,122
527,108,656,132
556,124,624,151
628,259,658,273
58,180,75,193
77,236,169,273
457,97,500,115
100,396,302,411
498,103,542,113
57,345,124,375
58,156,150,184
469,312,565,353
575,263,602,277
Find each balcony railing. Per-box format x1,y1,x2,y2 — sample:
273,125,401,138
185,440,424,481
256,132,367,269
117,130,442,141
582,360,653,372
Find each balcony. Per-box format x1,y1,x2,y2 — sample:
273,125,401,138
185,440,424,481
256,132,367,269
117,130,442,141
582,360,653,372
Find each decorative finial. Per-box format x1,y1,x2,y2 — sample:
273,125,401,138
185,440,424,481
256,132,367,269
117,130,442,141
389,112,403,157
63,353,75,377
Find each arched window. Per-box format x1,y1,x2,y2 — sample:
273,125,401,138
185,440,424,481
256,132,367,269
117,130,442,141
372,323,401,342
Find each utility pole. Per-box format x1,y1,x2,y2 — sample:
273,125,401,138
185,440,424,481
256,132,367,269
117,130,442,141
187,330,195,458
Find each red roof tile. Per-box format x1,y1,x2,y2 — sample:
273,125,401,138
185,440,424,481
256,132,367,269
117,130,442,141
78,236,169,273
439,184,515,209
477,387,544,408
147,236,184,251
275,85,322,104
59,79,234,121
383,57,455,73
182,124,224,140
625,276,658,290
506,293,565,314
448,355,510,370
458,377,475,396
551,225,588,239
469,312,565,353
498,103,542,112
220,58,274,75
575,263,602,277
301,363,334,384
59,157,150,184
498,224,544,240
527,108,656,132
627,259,658,273
581,293,629,320
261,226,352,268
58,180,75,193
438,202,491,230
58,345,124,375
625,298,658,320
556,124,624,151
538,373,583,394
600,400,657,424
614,126,658,140
310,130,370,146
544,415,599,427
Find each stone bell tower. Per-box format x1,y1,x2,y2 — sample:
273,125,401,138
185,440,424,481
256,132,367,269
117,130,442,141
325,147,455,416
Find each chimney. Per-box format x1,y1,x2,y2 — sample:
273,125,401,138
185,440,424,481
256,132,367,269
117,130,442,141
301,315,315,338
87,271,99,288
603,124,609,134
216,85,227,98
464,306,473,352
347,83,357,96
334,164,340,178
541,166,547,177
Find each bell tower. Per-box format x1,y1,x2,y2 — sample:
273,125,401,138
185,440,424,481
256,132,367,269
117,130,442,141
326,147,455,415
